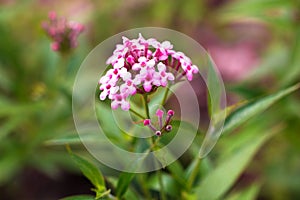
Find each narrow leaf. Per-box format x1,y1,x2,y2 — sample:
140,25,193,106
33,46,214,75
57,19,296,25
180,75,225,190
95,103,121,139
194,126,279,200
60,195,95,200
225,183,261,200
68,148,106,194
0,117,23,139
223,83,300,134
147,172,181,197
45,132,99,145
116,172,135,198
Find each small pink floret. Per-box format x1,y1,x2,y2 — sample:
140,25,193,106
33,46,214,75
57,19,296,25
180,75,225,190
167,110,175,116
51,42,60,51
156,109,164,118
144,119,151,126
48,11,56,20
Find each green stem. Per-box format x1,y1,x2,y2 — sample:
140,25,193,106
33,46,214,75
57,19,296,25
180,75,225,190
187,157,201,190
137,174,152,200
150,137,161,150
161,86,170,105
56,53,70,84
142,93,165,200
143,94,150,119
129,108,146,119
52,53,71,101
158,170,166,200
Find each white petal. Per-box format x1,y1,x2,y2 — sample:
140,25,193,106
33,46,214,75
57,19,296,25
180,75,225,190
147,59,156,68
122,36,129,44
132,63,141,70
99,76,109,84
138,56,147,63
110,86,119,94
114,57,125,68
111,100,119,110
133,75,141,85
157,62,166,71
192,65,199,73
121,100,130,111
162,41,173,49
167,73,175,81
100,91,108,100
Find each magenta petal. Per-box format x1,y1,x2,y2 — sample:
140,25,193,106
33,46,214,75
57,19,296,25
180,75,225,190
143,83,152,92
156,109,164,118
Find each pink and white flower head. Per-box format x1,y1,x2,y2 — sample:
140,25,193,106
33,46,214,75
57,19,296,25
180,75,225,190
99,34,199,111
42,11,84,53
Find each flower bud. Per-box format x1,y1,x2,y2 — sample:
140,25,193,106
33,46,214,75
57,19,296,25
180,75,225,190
167,110,174,116
165,125,172,132
156,109,164,129
155,131,162,136
143,119,151,126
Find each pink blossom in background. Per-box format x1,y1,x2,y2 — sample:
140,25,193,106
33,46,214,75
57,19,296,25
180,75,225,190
193,23,267,82
42,11,85,53
39,0,93,22
209,43,259,82
0,0,14,5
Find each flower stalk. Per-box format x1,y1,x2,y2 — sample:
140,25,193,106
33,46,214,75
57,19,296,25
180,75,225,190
187,157,202,191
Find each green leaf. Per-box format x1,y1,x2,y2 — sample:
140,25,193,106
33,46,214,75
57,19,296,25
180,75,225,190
95,103,121,139
216,122,267,164
198,55,226,158
0,153,22,185
45,132,99,145
68,148,106,196
280,27,300,86
223,83,300,134
107,176,141,200
0,116,24,140
207,54,223,117
116,172,135,198
60,195,95,200
224,183,261,200
193,126,279,200
0,102,44,117
218,0,293,24
167,160,187,188
147,172,181,197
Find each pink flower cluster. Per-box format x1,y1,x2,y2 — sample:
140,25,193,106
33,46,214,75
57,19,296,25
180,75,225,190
144,109,175,136
99,34,199,111
42,11,84,52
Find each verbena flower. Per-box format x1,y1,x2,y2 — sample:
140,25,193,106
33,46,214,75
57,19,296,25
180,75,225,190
42,11,84,53
99,34,199,111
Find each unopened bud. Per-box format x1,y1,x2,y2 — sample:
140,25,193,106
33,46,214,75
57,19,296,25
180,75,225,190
166,110,175,124
167,110,174,116
144,119,156,132
156,109,164,129
155,131,162,136
143,119,151,126
165,125,172,132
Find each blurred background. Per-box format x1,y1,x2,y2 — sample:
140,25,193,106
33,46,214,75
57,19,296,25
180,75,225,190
0,0,299,199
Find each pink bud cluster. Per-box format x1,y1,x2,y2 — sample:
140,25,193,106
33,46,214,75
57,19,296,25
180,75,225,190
42,11,84,52
144,109,174,136
99,34,199,111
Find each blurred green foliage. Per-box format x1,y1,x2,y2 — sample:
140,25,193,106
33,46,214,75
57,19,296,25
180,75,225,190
0,0,300,199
